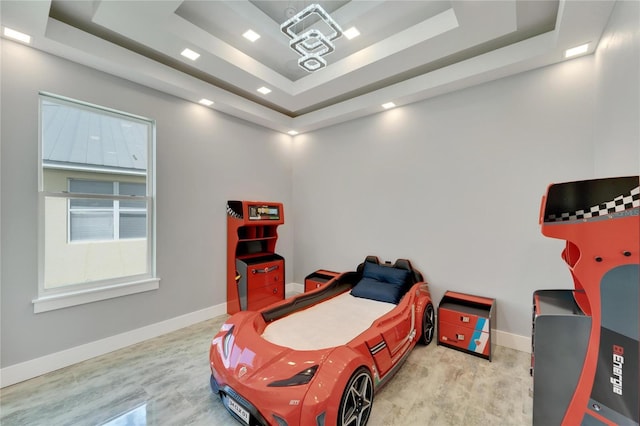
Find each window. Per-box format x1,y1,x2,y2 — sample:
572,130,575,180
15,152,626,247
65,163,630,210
68,180,146,241
35,93,158,313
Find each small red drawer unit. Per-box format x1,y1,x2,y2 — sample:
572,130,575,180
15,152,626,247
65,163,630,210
236,254,284,311
304,270,340,292
438,291,495,361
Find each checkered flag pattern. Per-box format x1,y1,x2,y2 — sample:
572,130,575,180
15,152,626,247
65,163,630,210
547,186,639,222
226,204,242,219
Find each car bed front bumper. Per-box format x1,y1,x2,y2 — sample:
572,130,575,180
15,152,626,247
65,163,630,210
210,373,328,426
211,374,275,426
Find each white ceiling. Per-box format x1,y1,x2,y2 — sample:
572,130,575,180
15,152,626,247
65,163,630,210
1,1,616,134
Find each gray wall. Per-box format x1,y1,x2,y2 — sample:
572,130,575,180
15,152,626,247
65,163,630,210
593,0,640,176
1,0,638,368
291,57,596,338
0,42,293,367
291,0,639,338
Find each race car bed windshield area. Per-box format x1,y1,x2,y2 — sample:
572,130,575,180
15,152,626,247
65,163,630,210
261,292,396,350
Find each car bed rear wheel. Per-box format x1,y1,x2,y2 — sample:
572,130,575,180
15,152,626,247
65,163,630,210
420,302,435,345
338,367,373,426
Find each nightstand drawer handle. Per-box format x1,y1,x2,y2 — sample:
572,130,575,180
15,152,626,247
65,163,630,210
252,265,280,274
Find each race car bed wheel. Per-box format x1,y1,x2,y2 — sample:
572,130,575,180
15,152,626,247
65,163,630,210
419,302,435,345
338,367,373,426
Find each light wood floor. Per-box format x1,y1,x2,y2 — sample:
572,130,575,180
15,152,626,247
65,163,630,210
0,315,533,425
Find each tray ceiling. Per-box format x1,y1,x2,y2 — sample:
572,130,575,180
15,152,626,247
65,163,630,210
1,1,616,134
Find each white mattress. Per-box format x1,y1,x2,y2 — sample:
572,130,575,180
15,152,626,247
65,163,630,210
261,292,396,350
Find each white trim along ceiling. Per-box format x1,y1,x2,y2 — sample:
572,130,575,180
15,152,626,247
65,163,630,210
1,0,616,134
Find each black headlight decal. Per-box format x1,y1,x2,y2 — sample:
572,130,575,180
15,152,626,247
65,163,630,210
267,365,319,387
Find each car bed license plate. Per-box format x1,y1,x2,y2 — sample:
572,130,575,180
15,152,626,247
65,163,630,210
228,396,250,424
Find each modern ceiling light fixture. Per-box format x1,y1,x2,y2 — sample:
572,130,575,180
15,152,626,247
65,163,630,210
343,27,360,40
564,43,590,58
180,48,200,61
243,29,261,42
3,27,31,44
280,3,343,73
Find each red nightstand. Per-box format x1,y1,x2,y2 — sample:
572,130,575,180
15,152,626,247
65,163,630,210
438,290,495,361
304,270,340,292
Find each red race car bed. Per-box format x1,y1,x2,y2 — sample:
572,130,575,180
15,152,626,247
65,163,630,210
209,256,435,426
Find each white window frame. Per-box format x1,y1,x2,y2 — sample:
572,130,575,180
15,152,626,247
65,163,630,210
34,93,158,313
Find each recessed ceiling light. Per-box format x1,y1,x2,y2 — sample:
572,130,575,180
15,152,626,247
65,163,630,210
343,27,360,40
181,48,200,61
3,27,31,44
382,102,396,109
564,43,589,58
257,87,271,95
243,30,261,42
288,130,299,136
199,98,214,106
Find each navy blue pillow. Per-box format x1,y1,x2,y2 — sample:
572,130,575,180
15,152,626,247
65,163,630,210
362,262,410,286
351,277,405,304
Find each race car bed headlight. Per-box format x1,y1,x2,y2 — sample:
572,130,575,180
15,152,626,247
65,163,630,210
267,365,319,387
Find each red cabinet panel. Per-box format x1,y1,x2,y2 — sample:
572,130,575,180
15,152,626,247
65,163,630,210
246,259,284,312
439,316,490,357
236,256,285,312
246,279,283,311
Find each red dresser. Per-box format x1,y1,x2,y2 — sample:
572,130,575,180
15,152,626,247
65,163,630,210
226,201,285,314
438,291,495,361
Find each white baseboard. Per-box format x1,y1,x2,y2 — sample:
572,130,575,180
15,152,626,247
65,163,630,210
1,302,227,388
494,329,531,353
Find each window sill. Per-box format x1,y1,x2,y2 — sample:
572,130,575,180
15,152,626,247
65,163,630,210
33,278,160,313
